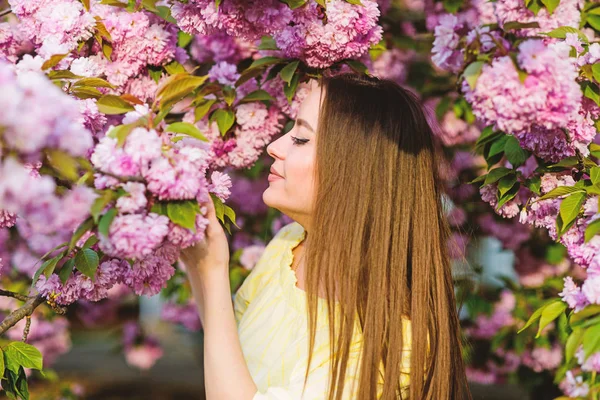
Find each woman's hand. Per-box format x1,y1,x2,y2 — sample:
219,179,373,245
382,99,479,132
179,196,230,277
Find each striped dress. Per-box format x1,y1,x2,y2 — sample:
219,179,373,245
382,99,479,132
233,221,412,399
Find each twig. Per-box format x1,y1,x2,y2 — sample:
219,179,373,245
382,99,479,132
0,8,12,17
0,289,29,302
93,168,145,183
22,315,31,342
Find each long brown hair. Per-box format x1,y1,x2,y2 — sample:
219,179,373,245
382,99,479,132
298,72,471,399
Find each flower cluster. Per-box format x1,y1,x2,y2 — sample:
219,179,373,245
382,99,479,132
173,0,382,68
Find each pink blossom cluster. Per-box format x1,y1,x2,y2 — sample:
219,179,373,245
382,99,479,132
273,1,383,68
8,0,96,58
466,290,515,339
190,32,255,64
0,19,33,63
122,321,164,370
173,0,382,68
493,0,582,36
9,0,181,103
35,258,128,306
0,61,94,158
78,4,181,90
463,40,593,163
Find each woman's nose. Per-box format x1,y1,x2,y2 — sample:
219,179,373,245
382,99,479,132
266,137,284,160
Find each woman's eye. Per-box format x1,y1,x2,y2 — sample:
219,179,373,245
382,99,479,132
291,136,309,146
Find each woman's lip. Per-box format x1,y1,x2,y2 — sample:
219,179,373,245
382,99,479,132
268,173,283,181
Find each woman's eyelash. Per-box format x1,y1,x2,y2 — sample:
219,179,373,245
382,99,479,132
291,136,309,145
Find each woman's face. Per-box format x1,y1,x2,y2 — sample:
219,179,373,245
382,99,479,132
263,79,322,226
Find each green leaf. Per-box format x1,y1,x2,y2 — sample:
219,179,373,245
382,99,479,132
141,0,158,11
565,327,584,363
167,201,200,231
98,208,117,237
496,182,520,210
585,218,600,243
46,150,79,181
518,303,546,334
583,324,600,358
527,175,542,196
74,248,99,280
497,174,518,197
164,61,186,75
283,72,300,105
177,31,193,48
90,191,116,223
487,134,509,159
280,0,308,8
462,61,484,90
248,56,284,69
534,186,586,202
69,217,95,251
240,90,275,103
155,5,177,23
211,193,226,223
583,81,600,106
94,19,112,41
59,259,75,284
14,367,29,400
41,54,69,70
157,74,208,106
71,86,103,100
540,0,559,14
5,342,43,372
280,61,300,84
536,300,567,338
73,77,115,89
483,167,512,185
557,192,586,236
258,36,279,51
223,85,236,106
165,122,208,142
211,109,235,136
194,99,217,122
47,70,81,80
223,204,240,229
591,166,600,184
587,15,600,31
97,95,135,115
345,0,363,4
541,26,589,43
151,202,168,216
442,0,463,13
344,60,369,75
235,67,264,87
0,349,4,378
108,123,141,147
592,64,600,83
503,21,541,30
82,235,99,250
570,304,600,325
504,136,529,167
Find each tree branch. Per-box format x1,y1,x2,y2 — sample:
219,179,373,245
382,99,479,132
0,295,46,336
0,8,12,17
0,289,29,302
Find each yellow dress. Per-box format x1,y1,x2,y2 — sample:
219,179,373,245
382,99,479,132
233,221,412,400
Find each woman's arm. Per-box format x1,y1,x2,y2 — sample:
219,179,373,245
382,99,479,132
186,265,258,400
179,198,258,400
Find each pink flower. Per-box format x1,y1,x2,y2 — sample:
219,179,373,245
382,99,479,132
208,171,232,202
240,244,266,270
99,213,169,260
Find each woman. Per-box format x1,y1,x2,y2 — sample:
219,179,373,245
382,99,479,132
180,73,472,399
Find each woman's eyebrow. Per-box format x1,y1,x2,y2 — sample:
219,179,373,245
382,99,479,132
296,118,315,133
